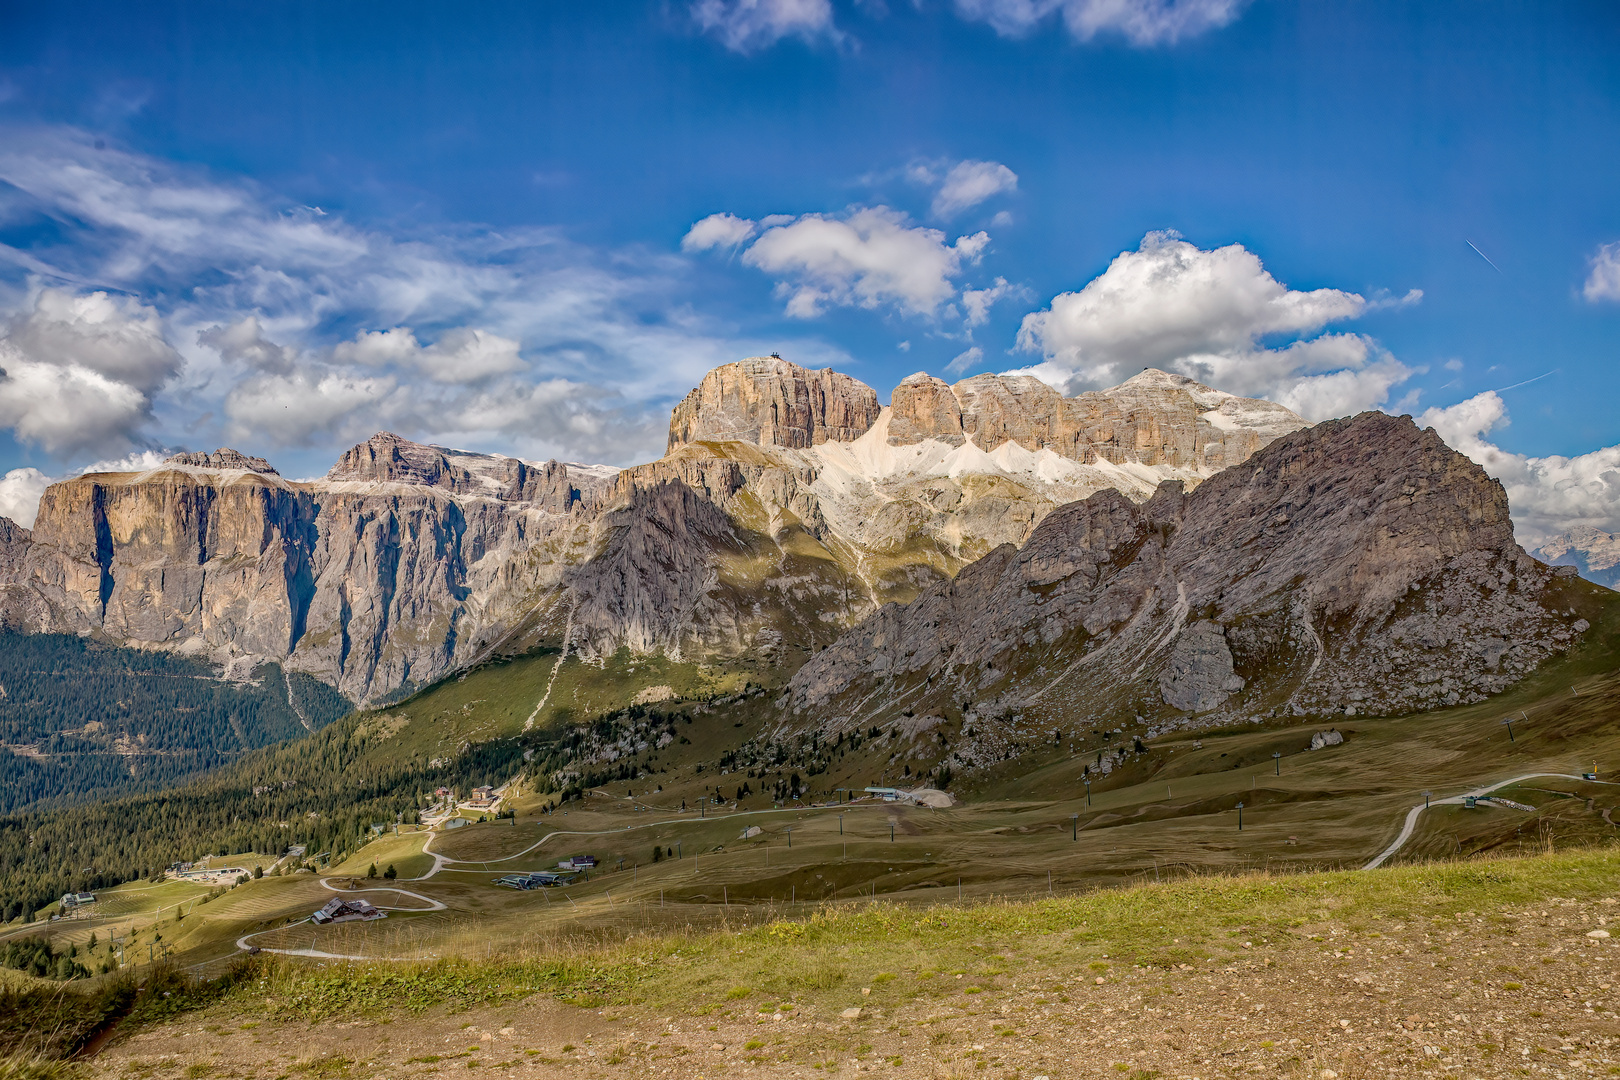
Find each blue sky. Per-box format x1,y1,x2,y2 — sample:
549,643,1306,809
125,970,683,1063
1,0,1619,542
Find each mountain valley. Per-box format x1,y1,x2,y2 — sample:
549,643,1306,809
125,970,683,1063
2,358,1619,1058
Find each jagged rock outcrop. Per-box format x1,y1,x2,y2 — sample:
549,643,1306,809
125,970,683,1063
165,449,279,473
784,412,1598,735
888,373,966,446
667,357,882,452
1158,620,1244,712
0,516,46,631
327,432,585,512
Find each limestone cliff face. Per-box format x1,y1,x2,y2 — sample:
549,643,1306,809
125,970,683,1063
538,367,1312,674
22,463,318,660
328,432,584,512
667,357,882,452
889,368,1307,472
784,413,1594,734
888,373,965,446
165,449,279,473
1,444,612,702
1532,527,1620,589
0,516,45,631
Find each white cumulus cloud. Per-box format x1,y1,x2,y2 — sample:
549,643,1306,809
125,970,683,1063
733,206,990,318
0,288,181,457
224,368,398,448
932,160,1019,217
1583,241,1620,303
1419,391,1620,548
0,467,49,528
332,326,525,384
961,276,1020,327
691,0,839,52
681,213,760,253
1011,230,1409,421
953,0,1245,45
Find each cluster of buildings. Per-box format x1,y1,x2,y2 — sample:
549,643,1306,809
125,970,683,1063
491,854,596,890
492,871,575,889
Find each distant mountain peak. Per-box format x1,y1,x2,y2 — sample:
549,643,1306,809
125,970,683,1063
164,448,279,474
1532,527,1620,589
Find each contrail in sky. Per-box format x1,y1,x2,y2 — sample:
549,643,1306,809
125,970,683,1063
1466,240,1503,274
1492,369,1558,393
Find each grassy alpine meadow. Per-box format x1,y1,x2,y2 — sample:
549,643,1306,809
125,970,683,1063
29,844,1618,1080
182,844,1620,1020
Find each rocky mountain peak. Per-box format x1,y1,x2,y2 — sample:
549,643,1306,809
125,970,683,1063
327,432,459,486
887,371,964,446
164,448,280,474
667,356,882,453
785,410,1593,732
1116,367,1203,391
324,431,591,513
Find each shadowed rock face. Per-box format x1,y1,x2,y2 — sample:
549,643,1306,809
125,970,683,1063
784,412,1593,732
667,357,882,452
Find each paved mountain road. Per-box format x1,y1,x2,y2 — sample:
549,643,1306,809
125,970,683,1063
1363,773,1617,870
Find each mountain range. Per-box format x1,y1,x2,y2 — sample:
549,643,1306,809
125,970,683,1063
0,358,1311,704
0,355,1603,747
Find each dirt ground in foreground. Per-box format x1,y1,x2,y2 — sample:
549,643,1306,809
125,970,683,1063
91,896,1620,1080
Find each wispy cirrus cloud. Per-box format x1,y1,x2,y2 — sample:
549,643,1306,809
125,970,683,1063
691,0,841,53
952,0,1246,45
904,159,1020,218
0,126,825,472
686,0,1244,52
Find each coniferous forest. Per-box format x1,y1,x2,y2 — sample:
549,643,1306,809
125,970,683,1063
0,638,710,923
0,691,585,921
0,633,351,814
